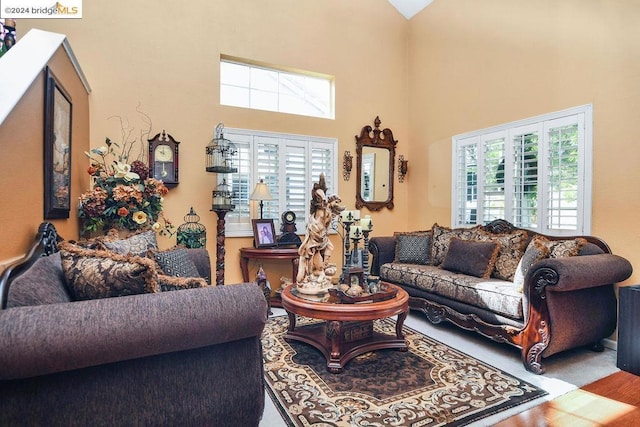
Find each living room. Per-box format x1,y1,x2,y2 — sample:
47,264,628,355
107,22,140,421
2,0,639,286
1,0,639,425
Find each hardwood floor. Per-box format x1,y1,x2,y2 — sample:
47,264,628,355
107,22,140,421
495,371,640,426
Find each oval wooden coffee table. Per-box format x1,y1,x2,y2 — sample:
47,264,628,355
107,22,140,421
280,283,409,373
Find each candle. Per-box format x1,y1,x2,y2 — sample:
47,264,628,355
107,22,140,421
360,216,372,230
352,210,361,220
341,210,353,222
350,225,362,239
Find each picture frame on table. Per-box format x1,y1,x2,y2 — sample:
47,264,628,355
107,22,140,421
43,67,72,219
252,219,277,248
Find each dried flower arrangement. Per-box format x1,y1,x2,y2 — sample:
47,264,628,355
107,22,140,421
78,107,174,237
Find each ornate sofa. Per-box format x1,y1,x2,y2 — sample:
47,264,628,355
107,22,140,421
0,223,267,425
369,219,633,374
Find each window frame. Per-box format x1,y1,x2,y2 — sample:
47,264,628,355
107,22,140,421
219,127,338,237
451,104,593,235
220,56,335,120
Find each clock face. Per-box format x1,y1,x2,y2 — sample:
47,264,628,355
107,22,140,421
281,210,297,233
154,144,173,162
284,211,296,223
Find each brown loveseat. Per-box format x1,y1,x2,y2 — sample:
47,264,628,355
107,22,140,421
0,223,267,426
369,219,633,374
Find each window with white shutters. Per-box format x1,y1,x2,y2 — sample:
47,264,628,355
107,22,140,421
452,105,592,235
220,128,337,236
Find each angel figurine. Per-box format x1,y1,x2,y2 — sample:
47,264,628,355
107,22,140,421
296,174,345,294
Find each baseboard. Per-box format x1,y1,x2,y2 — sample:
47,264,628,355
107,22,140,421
604,337,617,351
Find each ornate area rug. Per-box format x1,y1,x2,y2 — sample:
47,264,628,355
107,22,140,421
262,316,547,426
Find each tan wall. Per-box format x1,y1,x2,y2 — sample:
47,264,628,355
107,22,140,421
16,0,411,285
407,0,640,286
10,1,636,295
0,46,90,263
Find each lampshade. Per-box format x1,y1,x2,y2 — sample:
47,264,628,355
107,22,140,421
250,179,273,201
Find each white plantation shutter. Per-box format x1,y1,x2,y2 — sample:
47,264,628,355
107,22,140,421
453,105,592,235
255,137,280,220
224,135,251,231
481,132,506,223
284,143,307,226
543,116,583,232
453,138,478,226
219,128,337,236
312,144,334,193
510,125,539,230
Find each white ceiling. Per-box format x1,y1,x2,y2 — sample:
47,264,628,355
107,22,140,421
387,0,434,20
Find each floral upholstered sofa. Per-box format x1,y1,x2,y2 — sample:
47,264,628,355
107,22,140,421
369,219,633,374
0,223,267,425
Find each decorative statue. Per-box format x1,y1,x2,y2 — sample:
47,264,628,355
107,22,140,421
296,174,345,293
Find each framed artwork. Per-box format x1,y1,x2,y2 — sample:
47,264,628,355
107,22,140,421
44,67,72,219
252,219,277,248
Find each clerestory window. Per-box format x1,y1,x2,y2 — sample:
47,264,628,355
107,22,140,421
220,128,337,236
220,56,334,119
452,105,592,235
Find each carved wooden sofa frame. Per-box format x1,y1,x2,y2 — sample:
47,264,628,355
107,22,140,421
369,219,633,374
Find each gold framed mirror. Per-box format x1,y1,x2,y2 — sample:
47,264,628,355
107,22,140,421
355,116,396,211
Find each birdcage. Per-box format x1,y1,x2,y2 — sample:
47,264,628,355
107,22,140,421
176,207,206,248
211,178,235,211
206,123,238,173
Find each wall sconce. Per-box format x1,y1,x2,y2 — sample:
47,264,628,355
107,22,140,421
343,151,353,181
398,155,408,183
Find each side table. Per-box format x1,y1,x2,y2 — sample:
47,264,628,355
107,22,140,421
239,247,299,307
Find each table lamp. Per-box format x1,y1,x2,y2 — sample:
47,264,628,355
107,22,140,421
250,179,273,219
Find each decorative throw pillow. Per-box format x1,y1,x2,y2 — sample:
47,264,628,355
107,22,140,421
393,231,432,265
441,237,501,278
101,230,158,257
157,274,209,292
474,229,529,281
513,237,551,291
150,247,201,278
59,242,159,300
69,237,107,250
536,235,588,258
513,236,588,291
430,223,482,266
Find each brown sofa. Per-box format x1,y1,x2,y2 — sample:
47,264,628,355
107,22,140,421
369,219,633,374
0,223,267,426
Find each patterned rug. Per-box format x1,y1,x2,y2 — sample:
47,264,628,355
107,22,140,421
262,315,547,426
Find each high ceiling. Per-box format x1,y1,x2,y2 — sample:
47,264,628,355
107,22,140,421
387,0,434,19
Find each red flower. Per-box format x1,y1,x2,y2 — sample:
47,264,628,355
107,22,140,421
130,160,149,180
117,207,129,217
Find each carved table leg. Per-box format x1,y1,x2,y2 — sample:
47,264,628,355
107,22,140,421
327,321,343,373
396,311,409,351
286,311,296,333
240,256,250,283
